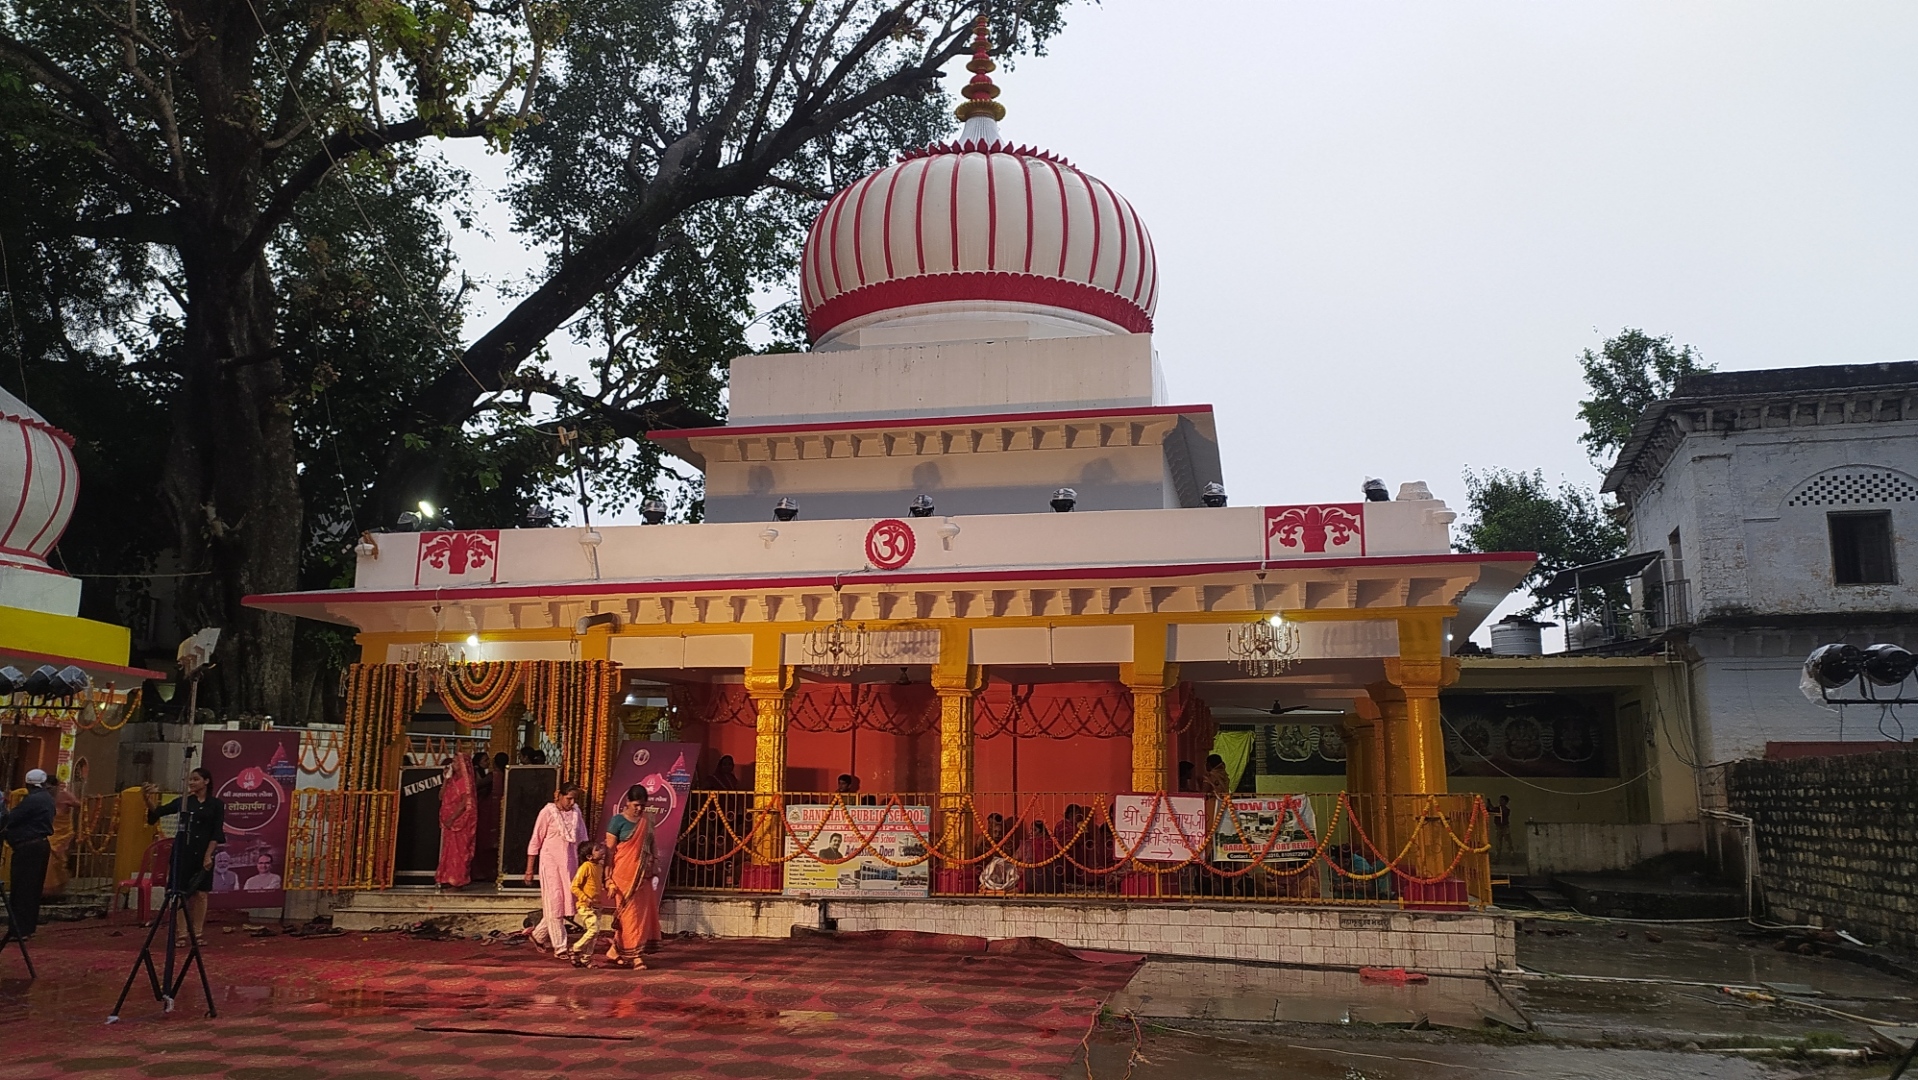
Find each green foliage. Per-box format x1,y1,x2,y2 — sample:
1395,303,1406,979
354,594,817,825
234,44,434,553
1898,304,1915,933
1577,328,1712,465
0,0,1073,718
1455,467,1626,612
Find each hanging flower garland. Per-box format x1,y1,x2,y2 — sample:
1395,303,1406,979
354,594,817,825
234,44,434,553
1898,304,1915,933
435,661,524,726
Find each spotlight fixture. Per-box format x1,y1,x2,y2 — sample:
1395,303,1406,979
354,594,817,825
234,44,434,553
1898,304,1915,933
908,494,935,518
52,665,90,697
1862,643,1917,687
641,498,668,524
465,633,482,649
395,511,424,530
1050,487,1077,513
0,666,22,694
774,497,799,522
21,665,58,696
1362,478,1390,502
1201,482,1228,508
1804,643,1864,690
523,505,556,528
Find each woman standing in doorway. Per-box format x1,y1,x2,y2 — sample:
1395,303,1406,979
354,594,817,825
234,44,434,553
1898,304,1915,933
604,783,658,970
523,783,588,958
436,753,477,889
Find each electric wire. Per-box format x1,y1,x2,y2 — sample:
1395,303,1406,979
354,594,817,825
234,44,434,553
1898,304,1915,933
1440,716,1652,795
0,230,27,402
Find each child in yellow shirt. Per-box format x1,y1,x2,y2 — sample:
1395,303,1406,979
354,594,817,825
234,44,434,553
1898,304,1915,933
568,841,608,967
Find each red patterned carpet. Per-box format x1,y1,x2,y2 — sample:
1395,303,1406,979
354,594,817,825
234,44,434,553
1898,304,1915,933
0,915,1138,1080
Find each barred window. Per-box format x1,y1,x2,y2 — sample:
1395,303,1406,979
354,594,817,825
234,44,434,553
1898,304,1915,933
1788,470,1918,508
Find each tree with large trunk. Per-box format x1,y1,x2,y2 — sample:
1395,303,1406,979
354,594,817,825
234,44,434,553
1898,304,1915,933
0,0,1067,719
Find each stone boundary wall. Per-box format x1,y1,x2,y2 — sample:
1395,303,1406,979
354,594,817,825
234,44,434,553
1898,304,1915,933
1727,748,1918,950
660,896,1514,976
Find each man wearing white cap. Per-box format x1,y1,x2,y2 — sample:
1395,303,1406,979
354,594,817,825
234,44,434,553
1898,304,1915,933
3,769,56,939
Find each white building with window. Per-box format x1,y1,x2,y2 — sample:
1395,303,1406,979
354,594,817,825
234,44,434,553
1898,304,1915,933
1602,362,1918,762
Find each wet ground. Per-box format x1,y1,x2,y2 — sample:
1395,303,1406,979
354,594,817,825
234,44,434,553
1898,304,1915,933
0,911,1136,1079
0,908,1911,1079
1089,916,1918,1078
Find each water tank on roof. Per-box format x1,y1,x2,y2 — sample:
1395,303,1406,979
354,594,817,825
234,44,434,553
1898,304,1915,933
1489,616,1554,657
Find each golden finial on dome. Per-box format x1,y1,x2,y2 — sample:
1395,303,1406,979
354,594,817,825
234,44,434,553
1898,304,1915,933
953,14,1006,123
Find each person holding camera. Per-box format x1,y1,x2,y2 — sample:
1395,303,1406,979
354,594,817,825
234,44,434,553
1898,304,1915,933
143,768,226,946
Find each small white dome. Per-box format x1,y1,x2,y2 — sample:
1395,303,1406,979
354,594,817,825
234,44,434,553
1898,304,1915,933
0,387,78,571
797,21,1156,348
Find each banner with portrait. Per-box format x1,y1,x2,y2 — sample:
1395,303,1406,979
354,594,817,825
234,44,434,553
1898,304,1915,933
200,730,299,909
782,803,932,896
1441,692,1616,778
1212,795,1319,862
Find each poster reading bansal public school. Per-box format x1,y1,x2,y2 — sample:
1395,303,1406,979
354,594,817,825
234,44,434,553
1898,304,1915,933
783,804,931,896
1111,794,1208,862
200,730,299,910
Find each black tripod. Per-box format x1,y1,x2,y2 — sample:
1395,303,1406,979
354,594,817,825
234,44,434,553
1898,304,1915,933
0,876,35,979
107,888,215,1022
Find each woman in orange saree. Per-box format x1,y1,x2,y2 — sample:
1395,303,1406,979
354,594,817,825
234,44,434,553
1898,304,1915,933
603,783,658,969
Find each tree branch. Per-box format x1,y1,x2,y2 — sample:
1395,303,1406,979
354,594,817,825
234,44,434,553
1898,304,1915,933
0,30,183,200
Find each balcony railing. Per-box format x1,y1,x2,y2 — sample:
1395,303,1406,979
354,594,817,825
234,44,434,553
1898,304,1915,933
670,790,1492,910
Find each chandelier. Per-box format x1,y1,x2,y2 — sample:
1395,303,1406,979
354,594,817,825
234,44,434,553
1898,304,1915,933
804,617,868,677
1229,614,1300,677
414,639,465,693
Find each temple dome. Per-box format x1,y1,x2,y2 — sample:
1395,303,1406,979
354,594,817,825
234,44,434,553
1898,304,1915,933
799,24,1156,349
0,386,78,572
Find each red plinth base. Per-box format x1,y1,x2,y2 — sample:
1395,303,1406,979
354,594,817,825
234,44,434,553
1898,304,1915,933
935,868,980,895
1400,877,1468,910
740,864,783,892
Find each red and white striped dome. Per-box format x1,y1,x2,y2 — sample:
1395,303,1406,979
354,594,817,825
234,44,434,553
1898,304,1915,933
800,25,1155,347
0,387,78,572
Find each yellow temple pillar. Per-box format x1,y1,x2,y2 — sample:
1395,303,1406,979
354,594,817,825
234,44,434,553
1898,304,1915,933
1369,611,1459,881
743,634,792,885
1342,697,1387,850
932,636,982,880
1122,624,1178,793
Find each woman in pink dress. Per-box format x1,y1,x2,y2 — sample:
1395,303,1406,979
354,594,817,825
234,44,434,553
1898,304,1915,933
436,754,477,889
522,783,588,958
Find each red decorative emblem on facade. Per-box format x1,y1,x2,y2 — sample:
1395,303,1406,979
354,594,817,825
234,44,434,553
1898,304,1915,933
864,519,917,571
1264,504,1365,559
415,529,501,586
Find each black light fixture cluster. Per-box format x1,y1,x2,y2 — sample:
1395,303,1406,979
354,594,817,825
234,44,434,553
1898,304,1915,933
1362,478,1390,502
0,664,91,698
396,500,454,531
1804,642,1917,704
773,497,800,522
1050,487,1077,513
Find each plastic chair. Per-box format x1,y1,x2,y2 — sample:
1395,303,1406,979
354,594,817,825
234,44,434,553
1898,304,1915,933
116,838,172,923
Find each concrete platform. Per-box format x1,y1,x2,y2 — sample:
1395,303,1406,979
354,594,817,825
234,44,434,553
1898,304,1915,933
332,888,1516,976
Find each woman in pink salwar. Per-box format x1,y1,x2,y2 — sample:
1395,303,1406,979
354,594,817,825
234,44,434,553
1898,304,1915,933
436,754,477,889
522,783,588,958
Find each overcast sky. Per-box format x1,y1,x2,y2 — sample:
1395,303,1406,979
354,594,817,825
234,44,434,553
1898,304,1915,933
444,1,1918,639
